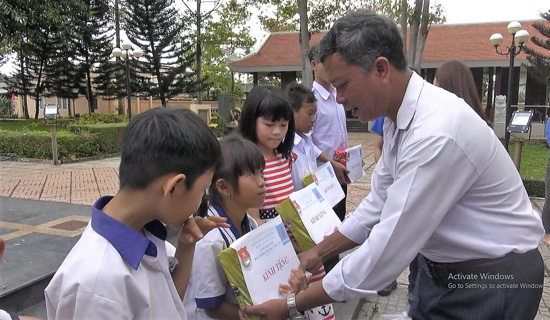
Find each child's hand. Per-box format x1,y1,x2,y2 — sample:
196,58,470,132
178,216,230,245
279,269,311,295
329,159,349,185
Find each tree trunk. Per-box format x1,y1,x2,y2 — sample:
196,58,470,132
34,92,40,119
231,71,235,94
115,0,123,114
196,0,203,104
408,0,422,66
86,68,93,114
68,98,72,117
298,0,312,87
400,0,408,52
413,0,430,71
19,55,29,119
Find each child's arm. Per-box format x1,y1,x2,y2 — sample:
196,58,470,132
172,216,229,299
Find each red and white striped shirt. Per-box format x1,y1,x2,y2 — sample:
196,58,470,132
260,153,295,213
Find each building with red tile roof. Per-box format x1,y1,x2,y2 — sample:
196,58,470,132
229,19,548,107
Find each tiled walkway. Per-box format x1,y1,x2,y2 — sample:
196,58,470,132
1,132,550,319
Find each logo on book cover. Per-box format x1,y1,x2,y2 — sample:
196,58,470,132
276,223,290,245
312,187,324,203
237,246,252,270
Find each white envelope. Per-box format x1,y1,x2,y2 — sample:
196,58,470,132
345,145,366,183
311,161,345,208
288,184,341,244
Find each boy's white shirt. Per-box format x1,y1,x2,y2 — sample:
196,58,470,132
291,132,322,191
45,224,187,320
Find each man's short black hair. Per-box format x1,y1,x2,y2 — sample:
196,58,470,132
119,108,221,190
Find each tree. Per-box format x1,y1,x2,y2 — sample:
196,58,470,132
201,0,254,99
297,0,312,87
524,9,550,103
9,0,76,119
181,0,222,104
126,0,198,107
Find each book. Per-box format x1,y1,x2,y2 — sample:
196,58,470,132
218,216,300,319
334,145,365,183
304,161,345,208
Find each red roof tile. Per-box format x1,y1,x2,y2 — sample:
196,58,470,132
229,20,548,72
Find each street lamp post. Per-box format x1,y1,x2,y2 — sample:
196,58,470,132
112,41,143,120
489,22,530,151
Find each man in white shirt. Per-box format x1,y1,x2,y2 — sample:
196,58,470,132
243,10,544,320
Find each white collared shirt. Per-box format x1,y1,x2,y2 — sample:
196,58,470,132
45,197,187,320
311,81,348,165
322,73,544,301
291,132,322,191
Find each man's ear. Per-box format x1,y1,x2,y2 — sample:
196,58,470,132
374,57,390,83
163,173,186,198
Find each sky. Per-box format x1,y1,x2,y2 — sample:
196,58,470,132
1,0,546,75
434,0,545,24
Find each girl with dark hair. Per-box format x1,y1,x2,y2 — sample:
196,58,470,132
238,85,296,223
434,60,489,123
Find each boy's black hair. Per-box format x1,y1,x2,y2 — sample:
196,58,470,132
238,85,295,159
208,134,265,207
285,82,316,111
119,108,221,190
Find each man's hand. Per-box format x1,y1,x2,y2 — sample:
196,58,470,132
240,298,288,320
329,159,349,185
298,247,323,274
178,216,229,245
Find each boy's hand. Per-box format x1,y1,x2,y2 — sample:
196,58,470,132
178,216,230,245
279,269,311,295
329,160,349,185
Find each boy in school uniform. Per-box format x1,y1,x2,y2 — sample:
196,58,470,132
45,108,230,320
285,82,347,192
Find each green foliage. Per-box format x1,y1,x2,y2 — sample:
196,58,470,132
201,0,254,99
209,112,226,137
524,10,550,86
523,179,545,197
509,140,548,181
0,96,15,117
0,122,127,160
126,0,198,107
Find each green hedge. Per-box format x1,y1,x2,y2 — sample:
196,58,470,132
0,123,127,161
69,123,126,154
523,179,545,198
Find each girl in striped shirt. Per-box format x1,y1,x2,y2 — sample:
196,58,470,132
238,85,334,320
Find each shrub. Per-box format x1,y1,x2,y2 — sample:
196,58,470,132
69,123,127,154
0,122,127,160
0,96,15,117
523,179,545,198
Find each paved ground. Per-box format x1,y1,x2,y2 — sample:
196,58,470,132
1,131,550,319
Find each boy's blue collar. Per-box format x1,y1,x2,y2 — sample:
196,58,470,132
91,196,167,270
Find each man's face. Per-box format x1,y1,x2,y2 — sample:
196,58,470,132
322,53,385,122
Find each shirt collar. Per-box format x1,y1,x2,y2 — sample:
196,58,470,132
294,132,304,146
91,196,167,270
312,81,332,101
212,205,252,238
396,72,424,130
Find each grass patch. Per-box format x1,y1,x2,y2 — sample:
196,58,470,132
0,119,70,132
508,140,548,181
